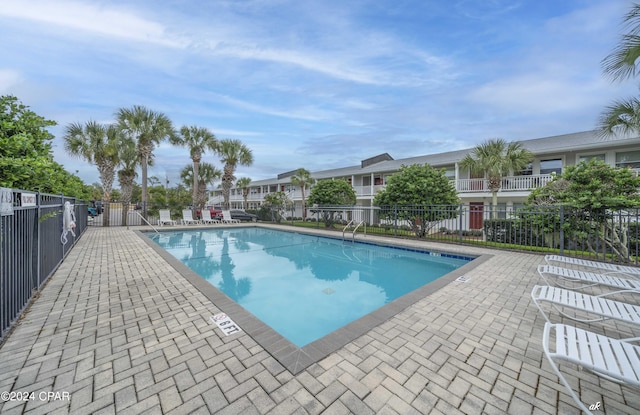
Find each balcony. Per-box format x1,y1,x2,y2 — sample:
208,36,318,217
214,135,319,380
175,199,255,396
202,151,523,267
455,174,554,193
210,174,555,206
353,185,386,197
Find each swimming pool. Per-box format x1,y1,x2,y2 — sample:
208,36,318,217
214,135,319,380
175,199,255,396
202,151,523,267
149,227,473,349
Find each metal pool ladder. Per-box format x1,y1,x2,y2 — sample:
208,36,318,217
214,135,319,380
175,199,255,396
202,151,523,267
342,220,366,242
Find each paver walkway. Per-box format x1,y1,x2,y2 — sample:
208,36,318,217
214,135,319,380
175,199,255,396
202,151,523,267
0,226,639,414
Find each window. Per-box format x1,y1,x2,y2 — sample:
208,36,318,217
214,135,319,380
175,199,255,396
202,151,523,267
578,154,605,163
520,162,533,176
444,168,455,179
540,159,562,175
616,151,640,169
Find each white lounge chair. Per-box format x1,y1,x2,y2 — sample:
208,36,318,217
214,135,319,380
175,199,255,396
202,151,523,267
221,210,240,224
181,209,200,225
538,265,640,294
542,323,640,414
545,254,640,278
532,285,640,327
201,209,220,224
158,209,176,226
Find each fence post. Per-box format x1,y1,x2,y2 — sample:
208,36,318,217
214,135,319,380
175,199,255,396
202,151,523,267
559,205,564,256
35,192,41,288
393,204,397,237
459,204,463,244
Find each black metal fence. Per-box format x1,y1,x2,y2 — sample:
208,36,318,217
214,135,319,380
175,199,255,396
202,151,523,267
0,189,88,342
259,204,640,265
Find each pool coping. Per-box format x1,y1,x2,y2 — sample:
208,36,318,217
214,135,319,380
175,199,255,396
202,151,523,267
136,225,493,374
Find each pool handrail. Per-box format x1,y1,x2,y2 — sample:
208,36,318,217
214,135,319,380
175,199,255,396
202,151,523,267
343,220,366,242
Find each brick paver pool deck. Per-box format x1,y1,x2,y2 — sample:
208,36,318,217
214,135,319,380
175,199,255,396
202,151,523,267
1,225,639,414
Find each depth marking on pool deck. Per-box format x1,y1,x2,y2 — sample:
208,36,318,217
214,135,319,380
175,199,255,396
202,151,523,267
210,313,242,336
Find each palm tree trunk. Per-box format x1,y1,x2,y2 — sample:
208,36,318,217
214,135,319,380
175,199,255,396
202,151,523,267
222,164,234,210
141,154,149,218
301,186,306,219
492,191,498,219
98,162,115,227
120,174,134,226
192,160,200,219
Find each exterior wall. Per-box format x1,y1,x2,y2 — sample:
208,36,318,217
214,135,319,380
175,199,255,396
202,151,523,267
208,135,640,213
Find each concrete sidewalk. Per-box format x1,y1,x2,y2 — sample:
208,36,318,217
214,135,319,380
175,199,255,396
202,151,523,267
0,226,638,414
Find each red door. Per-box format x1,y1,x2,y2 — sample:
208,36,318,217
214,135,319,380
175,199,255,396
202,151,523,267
470,202,484,229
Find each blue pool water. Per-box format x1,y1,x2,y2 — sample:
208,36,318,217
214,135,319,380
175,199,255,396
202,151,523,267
151,227,471,347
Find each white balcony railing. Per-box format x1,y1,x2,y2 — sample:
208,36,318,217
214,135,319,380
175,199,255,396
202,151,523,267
352,185,386,196
209,174,554,205
455,174,554,193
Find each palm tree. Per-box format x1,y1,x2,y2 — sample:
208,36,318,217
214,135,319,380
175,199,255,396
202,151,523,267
117,105,175,218
599,4,640,137
290,168,315,219
63,121,122,226
236,177,252,209
170,125,217,218
459,139,533,218
599,98,640,138
117,136,138,226
216,139,254,210
180,162,222,210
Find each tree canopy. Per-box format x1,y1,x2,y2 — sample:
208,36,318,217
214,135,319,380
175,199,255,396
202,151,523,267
374,164,459,237
308,179,356,206
374,163,458,206
526,159,640,261
307,179,356,227
0,95,90,198
528,159,640,211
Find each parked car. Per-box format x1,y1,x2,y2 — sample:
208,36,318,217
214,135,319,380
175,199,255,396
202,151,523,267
88,207,98,217
90,200,103,214
230,209,258,222
196,206,223,220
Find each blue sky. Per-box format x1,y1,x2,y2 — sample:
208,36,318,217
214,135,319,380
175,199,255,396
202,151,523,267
0,0,636,188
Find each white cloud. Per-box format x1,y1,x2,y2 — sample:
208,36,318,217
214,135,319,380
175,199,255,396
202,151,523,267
0,0,187,47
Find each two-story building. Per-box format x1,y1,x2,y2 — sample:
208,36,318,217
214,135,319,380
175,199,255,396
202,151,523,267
208,130,640,229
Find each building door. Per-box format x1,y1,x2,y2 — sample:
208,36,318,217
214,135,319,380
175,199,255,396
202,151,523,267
470,202,484,229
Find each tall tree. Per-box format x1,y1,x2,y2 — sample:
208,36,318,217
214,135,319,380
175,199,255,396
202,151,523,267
216,139,254,210
236,177,252,209
170,125,217,218
599,3,640,137
117,105,175,218
117,136,138,226
290,168,315,219
180,162,221,210
459,139,533,218
64,121,122,226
